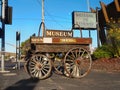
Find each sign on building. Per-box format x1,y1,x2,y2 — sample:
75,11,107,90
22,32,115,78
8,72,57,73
72,11,97,29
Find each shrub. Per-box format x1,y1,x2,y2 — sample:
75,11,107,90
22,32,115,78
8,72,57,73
93,45,114,59
106,18,120,57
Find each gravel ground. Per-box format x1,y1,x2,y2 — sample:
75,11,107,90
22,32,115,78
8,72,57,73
92,58,120,72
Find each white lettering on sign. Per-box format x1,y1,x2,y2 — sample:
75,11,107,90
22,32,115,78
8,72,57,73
31,38,43,42
43,38,52,43
46,30,73,37
60,38,76,43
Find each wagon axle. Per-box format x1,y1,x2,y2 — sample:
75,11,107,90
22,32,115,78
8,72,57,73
75,59,81,65
35,62,42,70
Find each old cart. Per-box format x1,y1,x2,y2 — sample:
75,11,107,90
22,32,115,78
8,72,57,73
24,27,92,79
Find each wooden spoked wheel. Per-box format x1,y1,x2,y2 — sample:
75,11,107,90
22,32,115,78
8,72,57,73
64,47,92,78
53,53,64,74
24,60,31,75
28,54,52,79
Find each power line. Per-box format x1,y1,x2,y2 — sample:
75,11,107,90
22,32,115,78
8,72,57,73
45,14,70,21
13,18,38,20
36,0,70,29
36,0,41,5
12,17,71,24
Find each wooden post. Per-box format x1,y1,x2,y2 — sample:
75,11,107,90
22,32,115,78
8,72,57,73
96,7,100,47
114,0,120,12
100,1,110,23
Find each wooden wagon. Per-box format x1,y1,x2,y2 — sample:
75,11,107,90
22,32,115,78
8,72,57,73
24,29,92,79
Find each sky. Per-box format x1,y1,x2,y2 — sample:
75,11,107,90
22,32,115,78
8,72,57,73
0,0,113,53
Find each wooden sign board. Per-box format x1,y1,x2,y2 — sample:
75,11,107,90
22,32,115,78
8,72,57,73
46,30,73,37
72,11,97,29
30,37,92,45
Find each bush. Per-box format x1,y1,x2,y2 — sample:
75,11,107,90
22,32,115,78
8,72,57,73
106,18,120,57
93,45,114,59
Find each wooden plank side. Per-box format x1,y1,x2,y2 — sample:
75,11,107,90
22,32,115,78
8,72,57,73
35,44,90,52
52,37,92,44
30,37,92,44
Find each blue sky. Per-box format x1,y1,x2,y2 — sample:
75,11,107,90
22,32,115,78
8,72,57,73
0,0,113,52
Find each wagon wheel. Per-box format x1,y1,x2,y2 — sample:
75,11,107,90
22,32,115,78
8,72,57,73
28,54,52,79
24,60,31,75
53,53,64,75
64,47,92,78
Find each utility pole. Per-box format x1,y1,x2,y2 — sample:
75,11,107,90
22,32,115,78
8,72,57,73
87,0,91,37
41,0,45,37
0,0,6,72
86,0,93,54
87,0,90,11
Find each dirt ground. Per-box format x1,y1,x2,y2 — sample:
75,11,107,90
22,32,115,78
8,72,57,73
92,58,120,73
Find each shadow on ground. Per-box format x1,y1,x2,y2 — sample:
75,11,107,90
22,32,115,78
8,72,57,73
5,78,39,90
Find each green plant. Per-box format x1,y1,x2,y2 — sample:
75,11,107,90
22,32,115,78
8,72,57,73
106,18,120,57
93,45,114,59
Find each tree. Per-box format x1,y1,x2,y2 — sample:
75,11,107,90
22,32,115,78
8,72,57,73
21,38,30,55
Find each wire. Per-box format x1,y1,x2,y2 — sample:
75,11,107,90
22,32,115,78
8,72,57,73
45,14,71,22
36,0,41,6
13,18,41,21
36,0,71,29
